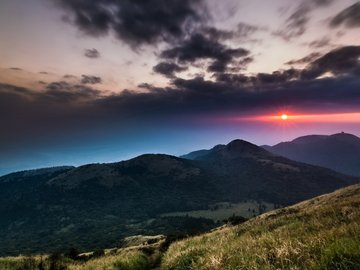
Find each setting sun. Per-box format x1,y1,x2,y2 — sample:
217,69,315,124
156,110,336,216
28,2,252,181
281,114,288,120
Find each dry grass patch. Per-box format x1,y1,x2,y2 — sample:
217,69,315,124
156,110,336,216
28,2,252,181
161,184,360,270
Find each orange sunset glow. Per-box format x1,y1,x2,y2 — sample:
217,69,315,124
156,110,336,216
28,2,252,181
231,112,360,123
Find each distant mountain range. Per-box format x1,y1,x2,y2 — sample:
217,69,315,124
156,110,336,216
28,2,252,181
1,138,358,256
262,132,360,176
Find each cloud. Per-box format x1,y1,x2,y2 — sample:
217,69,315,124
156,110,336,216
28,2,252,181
63,74,77,79
286,52,322,65
153,62,188,78
301,46,360,79
329,2,360,28
214,73,252,86
81,75,102,84
160,32,250,73
9,67,23,71
256,69,300,84
236,22,264,38
45,81,101,102
54,0,206,47
2,74,359,121
200,27,235,41
200,23,263,41
275,0,334,41
216,46,360,84
84,48,100,58
216,46,360,83
122,74,360,115
308,37,332,48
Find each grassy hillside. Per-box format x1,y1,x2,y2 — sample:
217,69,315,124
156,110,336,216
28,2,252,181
2,184,359,270
162,183,360,270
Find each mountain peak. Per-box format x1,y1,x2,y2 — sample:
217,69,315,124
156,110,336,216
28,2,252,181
226,139,269,156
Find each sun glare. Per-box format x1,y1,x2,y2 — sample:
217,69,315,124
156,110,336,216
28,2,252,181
230,112,360,123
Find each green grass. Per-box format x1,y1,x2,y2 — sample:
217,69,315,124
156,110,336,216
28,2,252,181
0,257,24,270
68,250,152,270
113,252,150,270
161,184,360,270
0,256,48,270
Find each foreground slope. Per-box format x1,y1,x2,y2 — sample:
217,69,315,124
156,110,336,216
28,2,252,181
162,183,360,270
2,184,358,270
263,132,360,176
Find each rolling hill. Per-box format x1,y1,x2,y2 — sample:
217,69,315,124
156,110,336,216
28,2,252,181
0,139,358,255
263,132,360,176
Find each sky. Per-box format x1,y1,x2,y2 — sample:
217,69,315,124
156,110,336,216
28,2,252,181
0,0,360,175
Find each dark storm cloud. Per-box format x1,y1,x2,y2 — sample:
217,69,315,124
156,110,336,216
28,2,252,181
286,52,322,65
54,0,206,46
160,33,250,73
301,46,360,79
217,46,360,84
275,0,334,40
84,48,100,59
98,74,360,115
45,81,101,102
153,62,188,78
214,68,300,87
256,69,300,84
81,75,102,84
330,2,360,28
214,73,252,86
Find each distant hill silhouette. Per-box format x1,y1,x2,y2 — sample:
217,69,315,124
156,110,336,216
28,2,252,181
263,132,360,176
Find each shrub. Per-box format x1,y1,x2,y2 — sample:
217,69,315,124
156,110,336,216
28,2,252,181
65,248,79,260
224,214,248,225
92,249,105,258
49,253,67,270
